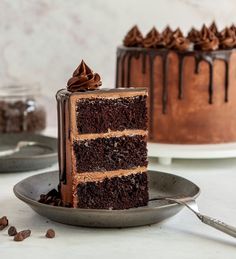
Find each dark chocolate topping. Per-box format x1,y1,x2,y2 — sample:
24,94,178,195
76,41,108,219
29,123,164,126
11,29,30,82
67,60,102,92
219,27,236,49
123,25,143,47
143,27,165,48
167,28,190,51
194,25,219,51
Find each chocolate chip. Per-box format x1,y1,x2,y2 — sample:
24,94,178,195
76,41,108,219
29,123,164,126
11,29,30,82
46,229,55,238
0,216,8,230
8,226,17,236
14,232,24,241
38,189,64,207
14,230,31,241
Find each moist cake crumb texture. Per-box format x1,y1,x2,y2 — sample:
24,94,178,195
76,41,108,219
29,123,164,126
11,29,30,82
77,173,148,209
76,96,147,133
73,135,147,172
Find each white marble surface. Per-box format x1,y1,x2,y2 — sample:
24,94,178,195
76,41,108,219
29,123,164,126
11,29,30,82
1,0,236,98
0,127,236,258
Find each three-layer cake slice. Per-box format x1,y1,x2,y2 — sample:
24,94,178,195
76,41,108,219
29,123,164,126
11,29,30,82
57,61,148,209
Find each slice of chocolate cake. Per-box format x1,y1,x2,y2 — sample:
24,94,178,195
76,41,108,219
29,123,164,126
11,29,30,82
56,60,148,209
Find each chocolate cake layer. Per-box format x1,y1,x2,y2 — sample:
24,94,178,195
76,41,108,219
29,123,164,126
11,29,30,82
73,135,147,173
76,95,147,134
77,172,148,209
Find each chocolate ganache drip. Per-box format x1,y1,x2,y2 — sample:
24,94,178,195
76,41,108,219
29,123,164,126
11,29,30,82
143,27,165,48
167,28,190,51
123,25,143,47
118,23,234,124
194,25,219,51
67,60,102,92
219,27,236,49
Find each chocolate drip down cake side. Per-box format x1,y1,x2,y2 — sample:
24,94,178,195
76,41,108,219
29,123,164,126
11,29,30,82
116,23,236,144
56,60,149,209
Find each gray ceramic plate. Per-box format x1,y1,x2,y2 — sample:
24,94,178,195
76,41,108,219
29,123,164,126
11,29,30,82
13,170,200,228
0,133,57,172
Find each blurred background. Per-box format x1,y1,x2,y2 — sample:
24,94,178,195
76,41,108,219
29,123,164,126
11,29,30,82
1,0,236,125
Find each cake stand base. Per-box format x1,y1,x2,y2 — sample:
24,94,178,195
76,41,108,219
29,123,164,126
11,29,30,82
148,142,236,165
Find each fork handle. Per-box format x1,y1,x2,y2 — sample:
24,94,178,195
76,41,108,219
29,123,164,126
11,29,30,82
197,213,236,238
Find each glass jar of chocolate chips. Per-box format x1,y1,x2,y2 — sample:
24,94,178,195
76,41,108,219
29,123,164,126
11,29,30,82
0,85,46,133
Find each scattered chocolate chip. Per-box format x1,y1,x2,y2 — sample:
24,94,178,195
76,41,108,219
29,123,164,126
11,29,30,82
14,230,31,241
8,226,17,236
14,232,24,241
0,216,8,230
45,229,55,238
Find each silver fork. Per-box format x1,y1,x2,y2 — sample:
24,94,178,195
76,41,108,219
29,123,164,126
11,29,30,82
151,197,236,238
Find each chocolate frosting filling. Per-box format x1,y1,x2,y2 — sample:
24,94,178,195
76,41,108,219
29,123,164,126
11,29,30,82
123,25,143,47
167,28,190,51
194,25,219,51
67,60,102,92
219,27,236,49
143,27,165,48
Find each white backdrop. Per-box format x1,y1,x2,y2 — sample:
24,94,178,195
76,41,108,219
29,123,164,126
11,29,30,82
1,0,236,98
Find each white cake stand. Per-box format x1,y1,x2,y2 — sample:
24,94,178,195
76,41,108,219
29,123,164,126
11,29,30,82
148,142,236,165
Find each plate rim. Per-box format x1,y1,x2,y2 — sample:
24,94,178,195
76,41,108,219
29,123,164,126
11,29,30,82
13,170,200,213
0,134,57,160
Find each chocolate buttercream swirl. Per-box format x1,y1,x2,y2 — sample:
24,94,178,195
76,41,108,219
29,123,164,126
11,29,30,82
67,60,102,92
219,27,236,49
123,25,143,47
162,26,173,45
187,27,200,43
194,25,219,51
167,28,190,51
209,21,219,36
230,24,236,34
143,27,165,48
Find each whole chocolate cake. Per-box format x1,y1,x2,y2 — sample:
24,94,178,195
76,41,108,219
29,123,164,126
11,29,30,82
116,23,236,144
56,60,148,209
